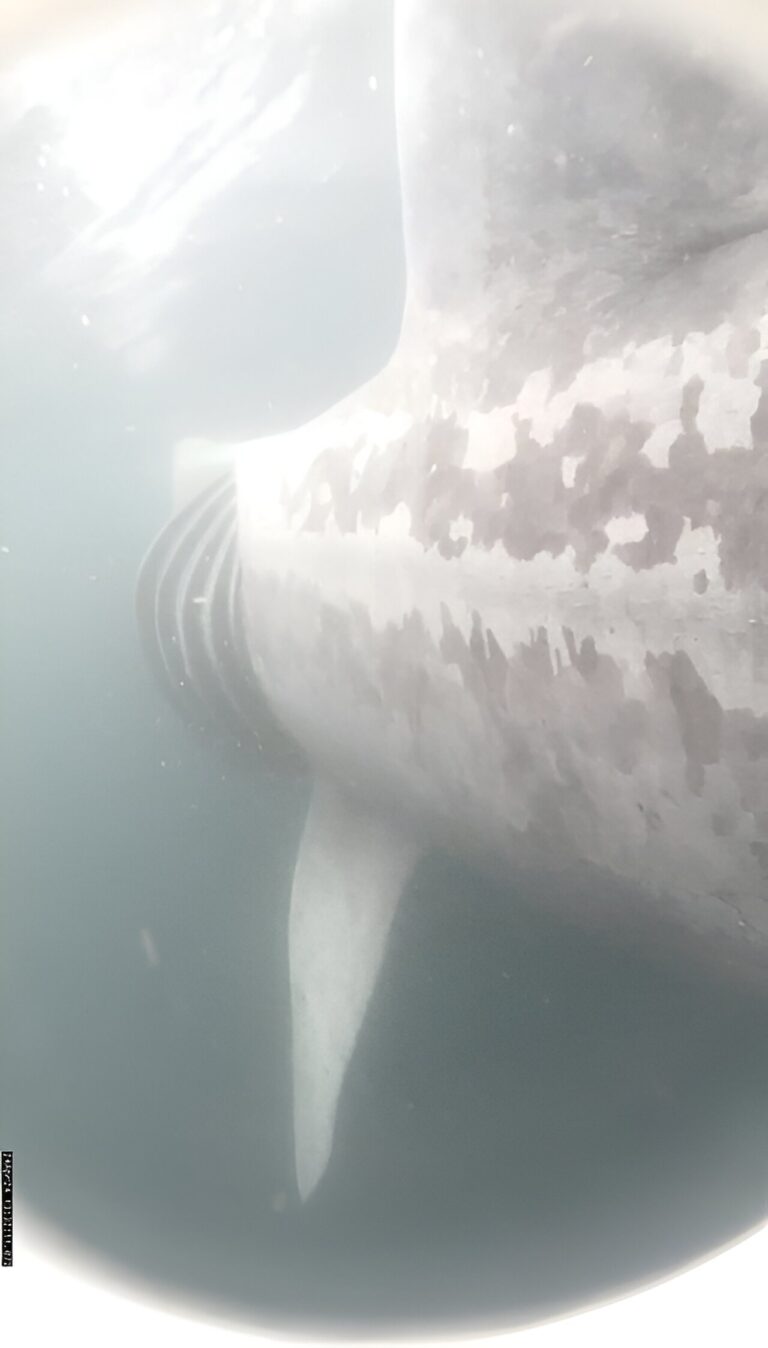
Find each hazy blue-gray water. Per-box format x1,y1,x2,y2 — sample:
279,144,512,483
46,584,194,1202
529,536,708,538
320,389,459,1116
2,3,768,1333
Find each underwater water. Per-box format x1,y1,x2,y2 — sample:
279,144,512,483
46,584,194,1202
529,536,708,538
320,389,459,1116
2,2,768,1336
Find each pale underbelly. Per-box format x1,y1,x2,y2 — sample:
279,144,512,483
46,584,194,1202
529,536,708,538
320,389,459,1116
239,528,768,967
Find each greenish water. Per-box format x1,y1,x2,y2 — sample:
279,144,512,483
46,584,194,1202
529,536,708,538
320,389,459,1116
2,5,768,1333
4,325,768,1331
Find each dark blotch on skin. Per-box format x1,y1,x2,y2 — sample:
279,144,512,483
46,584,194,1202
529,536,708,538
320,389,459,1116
749,840,768,878
647,650,723,794
711,811,733,837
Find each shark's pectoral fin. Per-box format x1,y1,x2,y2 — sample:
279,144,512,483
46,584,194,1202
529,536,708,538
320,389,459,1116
289,778,422,1200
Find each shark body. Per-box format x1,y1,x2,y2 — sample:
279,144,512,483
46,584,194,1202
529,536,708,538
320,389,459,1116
134,0,768,1199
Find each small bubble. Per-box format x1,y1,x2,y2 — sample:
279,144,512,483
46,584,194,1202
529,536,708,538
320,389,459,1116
80,313,91,327
368,74,378,92
139,928,159,967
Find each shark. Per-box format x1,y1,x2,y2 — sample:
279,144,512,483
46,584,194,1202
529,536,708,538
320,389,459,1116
135,0,768,1202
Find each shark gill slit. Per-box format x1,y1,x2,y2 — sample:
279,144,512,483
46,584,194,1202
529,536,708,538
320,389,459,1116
135,473,304,770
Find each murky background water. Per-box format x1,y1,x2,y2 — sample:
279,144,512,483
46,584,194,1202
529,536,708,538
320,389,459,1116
2,0,768,1334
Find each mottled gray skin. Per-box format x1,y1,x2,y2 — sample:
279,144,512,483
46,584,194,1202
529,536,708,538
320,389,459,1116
238,0,768,986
